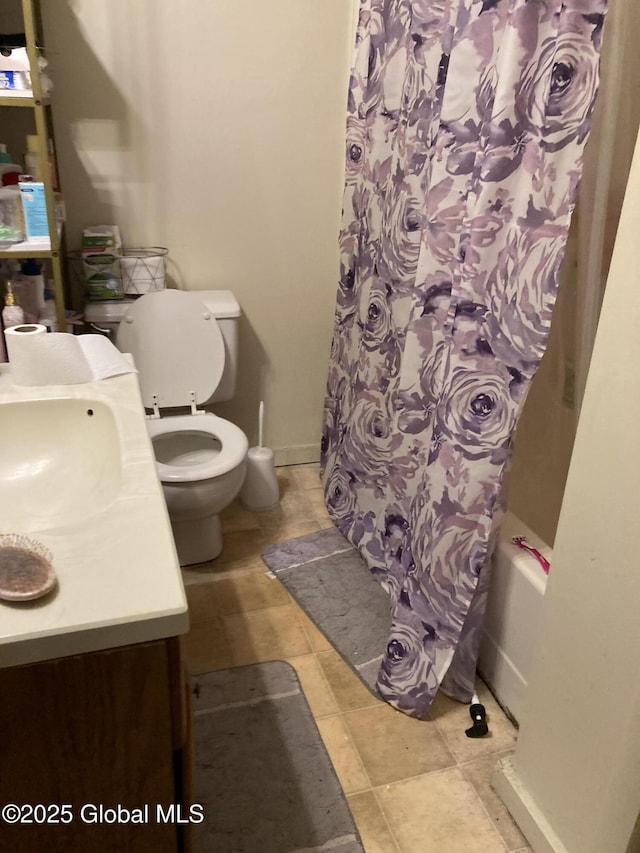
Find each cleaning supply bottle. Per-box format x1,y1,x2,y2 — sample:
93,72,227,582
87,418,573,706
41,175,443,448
2,281,24,329
39,287,58,332
0,183,25,245
17,258,45,323
0,144,22,185
23,135,43,183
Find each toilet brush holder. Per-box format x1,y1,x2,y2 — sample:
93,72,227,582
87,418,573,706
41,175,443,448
241,446,280,511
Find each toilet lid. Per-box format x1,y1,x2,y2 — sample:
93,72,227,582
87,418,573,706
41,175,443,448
116,290,225,409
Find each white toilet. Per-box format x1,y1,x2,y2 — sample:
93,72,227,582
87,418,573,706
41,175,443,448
85,289,248,566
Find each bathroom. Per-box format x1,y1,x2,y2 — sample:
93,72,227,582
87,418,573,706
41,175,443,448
1,1,640,851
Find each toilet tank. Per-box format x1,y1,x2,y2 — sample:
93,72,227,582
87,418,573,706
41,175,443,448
84,289,241,402
201,290,240,403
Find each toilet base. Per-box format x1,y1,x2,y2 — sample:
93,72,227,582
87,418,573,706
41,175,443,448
171,514,223,567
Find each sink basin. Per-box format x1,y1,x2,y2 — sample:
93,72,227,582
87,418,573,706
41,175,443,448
0,366,187,670
0,398,122,532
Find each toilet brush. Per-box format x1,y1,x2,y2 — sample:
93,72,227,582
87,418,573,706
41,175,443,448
240,401,280,511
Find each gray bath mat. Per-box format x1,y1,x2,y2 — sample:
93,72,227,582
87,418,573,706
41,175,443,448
262,528,390,696
192,660,364,853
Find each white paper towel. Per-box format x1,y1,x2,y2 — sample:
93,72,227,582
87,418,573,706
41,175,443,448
5,325,137,386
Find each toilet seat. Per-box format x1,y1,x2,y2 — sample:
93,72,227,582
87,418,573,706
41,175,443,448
148,413,248,483
116,290,226,410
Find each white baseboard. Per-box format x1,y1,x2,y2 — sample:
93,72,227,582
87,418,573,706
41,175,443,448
273,444,321,467
491,757,570,853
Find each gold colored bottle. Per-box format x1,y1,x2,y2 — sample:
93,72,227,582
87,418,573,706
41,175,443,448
2,281,25,328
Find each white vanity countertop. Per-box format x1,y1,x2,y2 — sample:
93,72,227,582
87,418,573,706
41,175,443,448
0,364,188,668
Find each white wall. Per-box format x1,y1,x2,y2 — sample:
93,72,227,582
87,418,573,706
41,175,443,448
493,127,640,853
41,0,356,462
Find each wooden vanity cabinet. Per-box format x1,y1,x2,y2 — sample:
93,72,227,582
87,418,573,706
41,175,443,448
0,637,192,852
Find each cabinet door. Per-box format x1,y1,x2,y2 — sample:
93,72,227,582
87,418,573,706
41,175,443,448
0,641,178,852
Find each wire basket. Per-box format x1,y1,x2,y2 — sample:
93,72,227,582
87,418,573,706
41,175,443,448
68,247,168,301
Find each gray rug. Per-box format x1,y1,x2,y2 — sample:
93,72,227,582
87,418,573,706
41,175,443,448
192,660,364,853
262,528,390,696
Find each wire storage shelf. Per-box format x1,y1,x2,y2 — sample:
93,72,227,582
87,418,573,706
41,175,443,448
68,246,168,301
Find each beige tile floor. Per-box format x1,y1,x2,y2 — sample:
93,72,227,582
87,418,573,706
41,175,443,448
183,463,532,853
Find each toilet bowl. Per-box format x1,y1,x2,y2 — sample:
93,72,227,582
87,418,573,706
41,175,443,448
113,289,249,566
148,413,247,564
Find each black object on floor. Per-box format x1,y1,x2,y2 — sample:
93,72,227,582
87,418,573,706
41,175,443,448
465,696,490,738
192,661,364,853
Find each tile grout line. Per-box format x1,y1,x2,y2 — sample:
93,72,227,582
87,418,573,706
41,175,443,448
456,750,528,853
286,652,341,719
455,746,517,772
308,650,343,718
314,707,375,797
222,601,307,622
182,555,267,583
431,729,519,767
292,599,337,655
467,785,511,853
370,764,511,853
187,563,276,583
308,651,367,720
302,636,380,796
367,786,408,853
368,762,469,793
339,705,459,783
329,699,454,853
314,651,384,714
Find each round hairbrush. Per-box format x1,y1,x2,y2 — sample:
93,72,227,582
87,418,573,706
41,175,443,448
0,534,57,601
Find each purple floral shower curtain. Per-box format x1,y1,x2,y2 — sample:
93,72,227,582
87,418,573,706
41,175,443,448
321,0,607,718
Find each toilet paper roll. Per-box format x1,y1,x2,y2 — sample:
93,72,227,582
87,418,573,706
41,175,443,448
5,325,136,386
4,323,45,338
240,447,280,512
